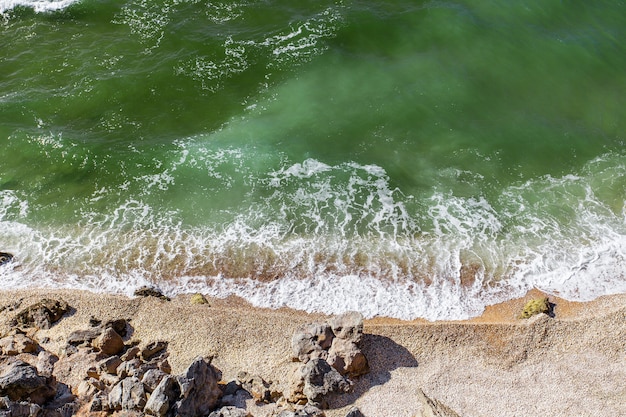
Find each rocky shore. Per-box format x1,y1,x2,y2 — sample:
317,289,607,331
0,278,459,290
0,288,625,417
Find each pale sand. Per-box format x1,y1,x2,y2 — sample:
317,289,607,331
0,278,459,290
1,288,625,417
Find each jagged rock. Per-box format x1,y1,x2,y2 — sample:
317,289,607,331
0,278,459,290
236,372,275,403
97,356,123,375
327,338,369,377
108,377,146,411
93,328,124,356
143,375,179,417
116,359,144,379
0,334,38,356
141,341,168,361
35,351,58,378
0,358,46,399
208,406,251,417
66,328,102,346
0,395,41,417
141,368,167,393
133,287,169,301
329,312,364,343
10,299,70,330
121,346,140,362
299,359,352,408
75,378,102,399
291,323,334,363
416,388,460,417
174,356,222,417
345,406,365,417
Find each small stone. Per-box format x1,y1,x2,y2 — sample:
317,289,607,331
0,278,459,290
519,297,553,319
190,293,209,305
121,346,141,362
98,356,123,375
0,252,14,265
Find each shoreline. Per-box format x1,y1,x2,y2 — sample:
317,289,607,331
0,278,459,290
1,288,625,416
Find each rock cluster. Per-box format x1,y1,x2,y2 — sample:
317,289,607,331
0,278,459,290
0,298,369,417
288,312,369,409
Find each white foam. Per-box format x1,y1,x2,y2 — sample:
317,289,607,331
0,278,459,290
0,0,78,14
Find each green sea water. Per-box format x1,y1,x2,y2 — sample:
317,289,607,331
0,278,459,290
1,0,625,319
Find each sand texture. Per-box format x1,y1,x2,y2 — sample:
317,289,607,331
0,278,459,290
0,289,624,417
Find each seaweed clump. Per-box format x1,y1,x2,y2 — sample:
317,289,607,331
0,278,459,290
519,297,553,319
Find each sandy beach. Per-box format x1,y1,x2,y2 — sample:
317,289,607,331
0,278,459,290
1,288,625,417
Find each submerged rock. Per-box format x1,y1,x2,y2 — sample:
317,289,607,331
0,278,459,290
134,286,170,301
0,252,13,266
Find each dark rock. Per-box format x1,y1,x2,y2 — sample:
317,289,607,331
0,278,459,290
327,338,369,377
93,328,124,356
116,359,144,380
10,299,70,330
207,406,251,417
0,334,39,356
140,341,168,361
108,377,146,411
0,252,13,266
174,356,222,417
133,287,170,301
291,323,334,363
143,375,179,417
301,359,352,409
104,319,129,337
0,358,47,401
329,312,364,343
66,328,102,346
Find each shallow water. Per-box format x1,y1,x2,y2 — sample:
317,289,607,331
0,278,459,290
1,0,625,319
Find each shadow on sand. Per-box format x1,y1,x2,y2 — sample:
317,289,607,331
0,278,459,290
328,333,419,408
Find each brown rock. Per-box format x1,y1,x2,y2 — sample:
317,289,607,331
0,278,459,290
291,323,334,363
329,311,364,343
141,341,168,361
0,333,39,355
327,338,369,377
94,327,124,356
98,356,123,375
10,299,70,329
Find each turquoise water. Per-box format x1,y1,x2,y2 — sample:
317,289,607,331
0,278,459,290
1,0,625,319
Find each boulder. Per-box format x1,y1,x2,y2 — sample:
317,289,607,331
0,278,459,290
291,323,334,363
141,368,167,393
0,357,55,404
0,358,46,399
35,351,58,378
329,312,364,343
174,356,222,417
143,375,179,417
327,338,369,377
10,299,70,329
66,328,103,346
300,359,352,408
0,334,39,356
97,356,123,375
108,377,147,411
93,328,124,356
